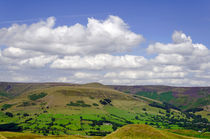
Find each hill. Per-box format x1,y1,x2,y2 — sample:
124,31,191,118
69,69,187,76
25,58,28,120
0,82,209,137
0,83,167,136
104,124,196,139
0,82,76,99
110,85,210,114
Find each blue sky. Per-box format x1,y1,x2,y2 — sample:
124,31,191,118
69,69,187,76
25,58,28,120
0,0,210,86
1,0,210,46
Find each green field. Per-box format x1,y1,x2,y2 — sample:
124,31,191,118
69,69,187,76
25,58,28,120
1,124,209,139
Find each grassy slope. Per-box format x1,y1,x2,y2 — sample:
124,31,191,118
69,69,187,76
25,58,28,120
0,82,76,99
104,124,196,139
1,83,161,115
110,85,210,116
165,129,210,138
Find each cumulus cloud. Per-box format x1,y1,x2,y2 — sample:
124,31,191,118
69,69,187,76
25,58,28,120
104,70,186,79
147,31,209,56
148,31,209,71
172,31,192,44
2,47,43,59
0,16,144,56
0,16,209,86
50,54,147,70
19,55,57,68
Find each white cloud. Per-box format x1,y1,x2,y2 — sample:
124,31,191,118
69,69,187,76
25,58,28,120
2,47,27,58
19,55,57,68
104,70,186,79
172,31,192,44
0,16,144,56
2,47,43,59
153,54,185,65
147,31,209,56
200,62,210,70
50,54,147,70
74,72,101,79
152,65,183,72
11,76,30,82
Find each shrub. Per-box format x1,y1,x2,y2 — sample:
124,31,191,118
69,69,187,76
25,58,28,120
142,108,147,111
17,101,31,107
23,113,29,117
93,103,99,106
66,100,91,107
0,91,9,97
185,108,204,113
135,116,139,120
89,96,95,99
99,98,112,105
0,123,22,131
28,92,47,101
1,104,13,110
5,112,13,117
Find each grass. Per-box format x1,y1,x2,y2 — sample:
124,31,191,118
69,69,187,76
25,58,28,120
104,124,196,139
0,131,102,139
136,91,174,103
28,92,47,101
67,100,91,107
0,124,201,139
166,129,210,138
1,104,14,110
0,91,10,98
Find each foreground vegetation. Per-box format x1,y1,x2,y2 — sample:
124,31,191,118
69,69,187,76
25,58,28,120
1,124,209,139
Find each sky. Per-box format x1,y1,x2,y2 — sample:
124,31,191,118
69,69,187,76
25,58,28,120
0,0,210,86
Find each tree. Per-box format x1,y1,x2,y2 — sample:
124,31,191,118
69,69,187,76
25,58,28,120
5,112,13,117
23,113,29,117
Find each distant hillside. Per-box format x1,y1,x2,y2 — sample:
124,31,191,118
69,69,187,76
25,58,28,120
1,82,209,112
110,85,210,111
0,82,76,101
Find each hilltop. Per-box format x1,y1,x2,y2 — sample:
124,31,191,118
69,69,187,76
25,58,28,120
104,124,197,139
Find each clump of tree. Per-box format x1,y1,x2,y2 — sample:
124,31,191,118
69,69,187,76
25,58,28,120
0,123,22,131
99,98,112,105
17,101,32,107
92,103,99,106
149,102,180,111
1,104,13,111
5,112,13,117
28,92,47,101
0,91,10,97
67,100,91,107
185,108,204,113
88,131,111,136
23,113,29,117
142,108,147,111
